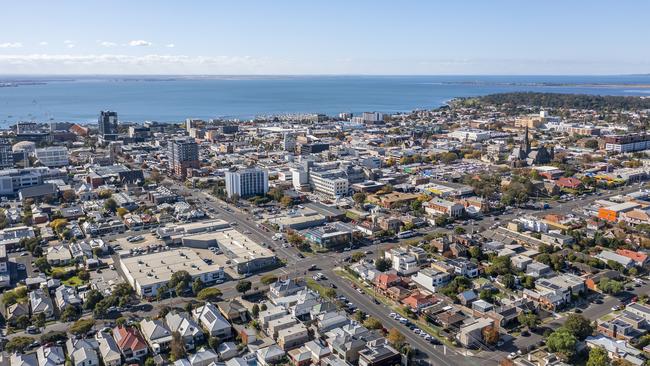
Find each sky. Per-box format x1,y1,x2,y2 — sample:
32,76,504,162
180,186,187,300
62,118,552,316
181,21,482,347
1,0,649,75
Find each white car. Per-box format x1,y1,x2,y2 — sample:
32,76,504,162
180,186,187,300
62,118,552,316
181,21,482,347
389,312,397,318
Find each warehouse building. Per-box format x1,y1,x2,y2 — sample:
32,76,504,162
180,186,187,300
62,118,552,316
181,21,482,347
119,249,225,297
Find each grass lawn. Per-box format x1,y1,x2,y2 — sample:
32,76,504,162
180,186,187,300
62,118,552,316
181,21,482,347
62,276,85,287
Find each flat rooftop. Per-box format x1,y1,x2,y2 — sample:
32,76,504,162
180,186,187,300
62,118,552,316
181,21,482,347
120,248,223,287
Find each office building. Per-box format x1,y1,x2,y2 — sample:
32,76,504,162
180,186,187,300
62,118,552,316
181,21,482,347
98,111,119,142
225,168,269,198
603,134,650,153
168,137,200,178
0,139,13,168
309,170,349,199
283,133,297,152
34,146,69,167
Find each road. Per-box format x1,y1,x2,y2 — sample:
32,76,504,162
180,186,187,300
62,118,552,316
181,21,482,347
323,269,498,366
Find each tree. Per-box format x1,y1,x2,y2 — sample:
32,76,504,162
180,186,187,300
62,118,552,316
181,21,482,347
454,226,466,235
517,311,539,330
486,256,512,276
587,346,610,366
197,287,223,302
351,252,365,263
260,274,278,285
501,274,515,289
522,276,535,289
5,336,34,353
353,192,367,207
387,328,405,349
354,310,366,323
363,317,383,330
144,358,155,366
116,207,129,217
170,331,187,361
93,297,114,318
61,306,80,321
564,314,593,340
468,246,483,261
62,190,77,203
546,328,577,359
280,196,294,207
32,312,46,328
598,278,623,294
208,336,220,350
41,331,67,344
50,218,69,233
192,278,204,296
236,280,252,295
84,289,104,310
252,304,260,318
375,258,392,272
103,198,118,213
584,139,599,150
482,326,499,346
69,319,95,336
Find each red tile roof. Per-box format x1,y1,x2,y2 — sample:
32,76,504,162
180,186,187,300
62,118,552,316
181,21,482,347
616,249,648,264
113,326,148,352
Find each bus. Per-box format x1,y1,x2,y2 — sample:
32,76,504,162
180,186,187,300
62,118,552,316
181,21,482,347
397,230,416,239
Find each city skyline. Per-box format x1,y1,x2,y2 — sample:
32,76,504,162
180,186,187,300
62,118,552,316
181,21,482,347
1,0,650,75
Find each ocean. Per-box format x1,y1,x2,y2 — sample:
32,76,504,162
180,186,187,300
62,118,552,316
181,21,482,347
1,75,650,127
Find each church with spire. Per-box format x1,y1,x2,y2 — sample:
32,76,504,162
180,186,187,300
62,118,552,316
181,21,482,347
509,126,554,167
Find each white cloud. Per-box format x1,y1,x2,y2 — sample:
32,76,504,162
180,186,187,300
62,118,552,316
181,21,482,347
0,42,23,48
63,40,76,48
128,40,152,47
165,43,175,48
0,53,271,74
99,41,117,47
39,41,48,46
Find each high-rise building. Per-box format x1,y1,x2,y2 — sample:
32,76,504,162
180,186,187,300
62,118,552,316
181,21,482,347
225,168,269,198
168,137,199,178
283,133,296,152
0,139,13,168
98,111,119,142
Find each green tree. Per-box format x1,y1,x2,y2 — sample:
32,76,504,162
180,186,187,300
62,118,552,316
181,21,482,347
564,314,593,340
84,290,104,310
34,256,51,273
598,278,623,294
144,358,155,366
586,346,609,366
69,319,95,336
351,252,365,263
375,258,392,272
501,274,515,289
192,278,204,296
197,287,223,302
260,274,278,285
546,328,577,360
517,311,539,330
236,280,252,295
208,336,220,350
103,198,118,213
252,304,260,318
353,192,367,206
486,256,512,276
60,306,80,321
363,317,383,330
5,336,34,353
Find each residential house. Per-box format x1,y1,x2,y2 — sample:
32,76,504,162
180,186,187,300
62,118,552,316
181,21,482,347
218,300,249,323
193,302,233,339
36,345,66,366
256,345,286,366
358,340,401,366
165,311,203,350
140,319,173,354
457,318,494,349
29,288,54,320
188,348,219,366
113,325,149,362
96,332,122,366
277,323,309,350
412,268,451,293
585,335,644,366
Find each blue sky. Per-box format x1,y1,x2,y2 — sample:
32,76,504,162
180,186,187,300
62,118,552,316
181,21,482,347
1,0,648,75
